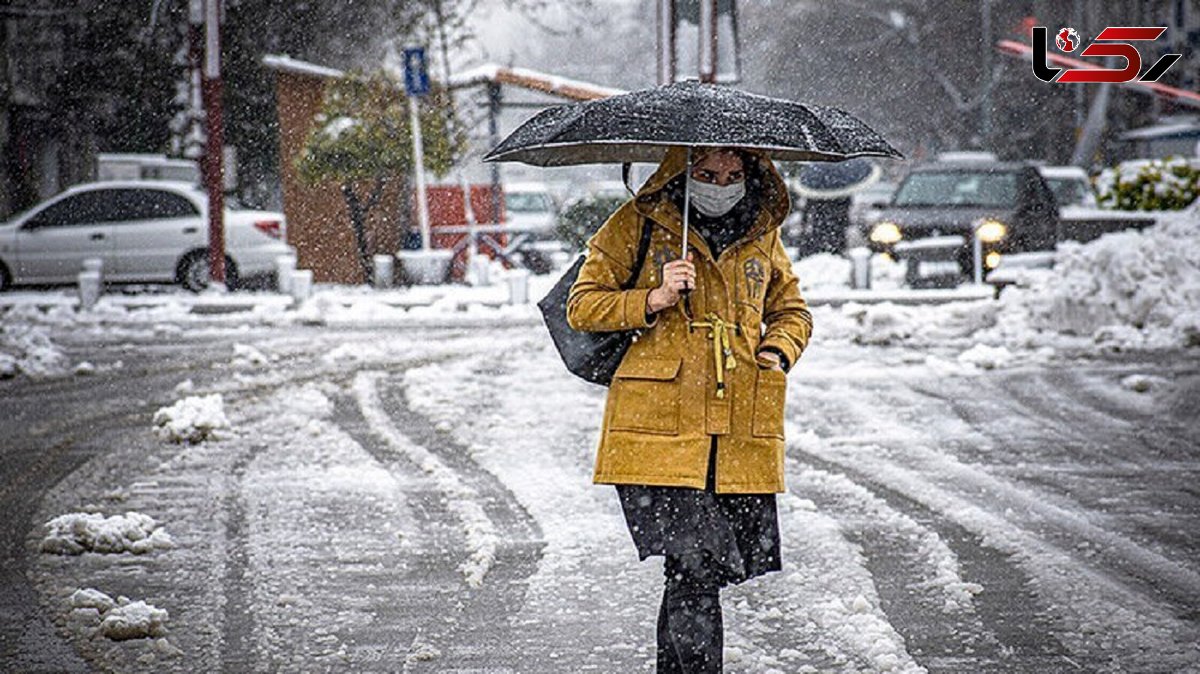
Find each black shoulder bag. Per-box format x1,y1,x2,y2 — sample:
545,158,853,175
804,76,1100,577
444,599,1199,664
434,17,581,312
536,217,655,386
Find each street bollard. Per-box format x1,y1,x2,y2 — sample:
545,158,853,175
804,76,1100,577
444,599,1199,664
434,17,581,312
373,254,395,289
275,254,296,295
467,255,491,287
290,269,313,302
506,269,529,305
847,247,872,290
77,271,102,310
82,257,104,276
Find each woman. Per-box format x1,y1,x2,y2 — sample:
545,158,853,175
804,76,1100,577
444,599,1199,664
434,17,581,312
566,145,813,672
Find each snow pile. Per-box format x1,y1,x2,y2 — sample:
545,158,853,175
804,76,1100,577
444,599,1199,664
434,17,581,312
996,214,1200,349
153,394,230,443
817,300,998,347
0,322,70,378
796,253,851,291
1120,373,1167,393
957,343,1014,370
41,511,174,555
231,343,273,367
68,590,170,641
794,252,907,292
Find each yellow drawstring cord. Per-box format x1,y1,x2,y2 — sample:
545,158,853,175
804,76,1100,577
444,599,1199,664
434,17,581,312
687,312,740,399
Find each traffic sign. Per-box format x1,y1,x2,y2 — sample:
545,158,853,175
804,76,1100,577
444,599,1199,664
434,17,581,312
403,47,430,96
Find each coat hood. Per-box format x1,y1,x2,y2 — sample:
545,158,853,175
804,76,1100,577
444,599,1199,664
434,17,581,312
632,146,792,246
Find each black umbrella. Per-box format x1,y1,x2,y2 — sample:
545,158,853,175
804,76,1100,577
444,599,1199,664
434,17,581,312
482,80,903,167
792,158,882,200
483,80,902,257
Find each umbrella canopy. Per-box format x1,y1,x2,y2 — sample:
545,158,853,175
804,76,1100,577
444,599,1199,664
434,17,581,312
792,158,883,200
482,80,903,167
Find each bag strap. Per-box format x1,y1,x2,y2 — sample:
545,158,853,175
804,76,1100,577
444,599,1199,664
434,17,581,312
621,217,655,290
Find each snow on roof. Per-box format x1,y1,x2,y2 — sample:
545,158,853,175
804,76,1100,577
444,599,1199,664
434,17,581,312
1119,117,1200,141
1036,165,1088,179
261,54,345,80
449,63,625,100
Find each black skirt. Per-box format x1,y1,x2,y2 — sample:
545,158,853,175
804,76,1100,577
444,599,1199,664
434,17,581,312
615,435,782,586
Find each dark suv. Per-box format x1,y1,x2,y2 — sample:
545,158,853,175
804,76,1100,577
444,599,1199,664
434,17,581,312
865,161,1058,287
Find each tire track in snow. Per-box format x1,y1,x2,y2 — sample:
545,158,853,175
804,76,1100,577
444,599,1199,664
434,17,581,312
785,423,1200,672
783,452,1079,673
353,370,501,587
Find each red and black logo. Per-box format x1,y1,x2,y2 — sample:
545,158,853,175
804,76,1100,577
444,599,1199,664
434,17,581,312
1032,26,1182,83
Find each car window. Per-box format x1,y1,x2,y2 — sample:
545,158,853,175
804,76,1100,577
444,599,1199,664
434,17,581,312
117,189,200,221
1045,178,1089,207
506,192,551,213
25,189,126,228
893,171,1018,208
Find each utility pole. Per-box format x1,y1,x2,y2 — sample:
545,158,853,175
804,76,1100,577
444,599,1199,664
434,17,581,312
980,0,993,148
197,0,225,287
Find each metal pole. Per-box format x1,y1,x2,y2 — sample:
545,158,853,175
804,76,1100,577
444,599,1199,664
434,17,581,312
487,82,503,227
698,0,716,83
973,228,983,285
409,96,432,251
657,0,676,85
681,146,692,260
460,171,478,258
202,0,225,287
980,0,993,148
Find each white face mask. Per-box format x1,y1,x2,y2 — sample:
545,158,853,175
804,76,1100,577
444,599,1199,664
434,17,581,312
687,176,746,217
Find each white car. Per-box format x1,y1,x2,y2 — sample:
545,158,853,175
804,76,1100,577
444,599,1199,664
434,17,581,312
0,181,292,292
503,182,558,238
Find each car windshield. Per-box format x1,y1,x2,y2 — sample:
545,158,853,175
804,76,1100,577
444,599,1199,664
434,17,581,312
1045,178,1089,207
506,192,551,213
893,171,1018,207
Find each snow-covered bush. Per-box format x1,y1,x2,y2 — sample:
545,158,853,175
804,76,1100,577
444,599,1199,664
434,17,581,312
1095,157,1199,211
152,394,230,443
41,511,174,555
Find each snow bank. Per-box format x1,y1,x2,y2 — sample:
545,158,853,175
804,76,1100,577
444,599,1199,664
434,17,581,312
995,213,1200,350
0,322,70,378
67,589,173,642
41,511,174,555
153,394,230,443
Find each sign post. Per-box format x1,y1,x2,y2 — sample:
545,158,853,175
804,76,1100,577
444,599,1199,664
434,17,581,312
404,47,432,252
201,0,225,288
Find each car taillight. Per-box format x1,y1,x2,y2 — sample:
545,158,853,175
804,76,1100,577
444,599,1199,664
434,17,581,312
253,220,282,239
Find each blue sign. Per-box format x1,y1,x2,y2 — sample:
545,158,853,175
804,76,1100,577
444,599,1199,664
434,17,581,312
403,47,430,96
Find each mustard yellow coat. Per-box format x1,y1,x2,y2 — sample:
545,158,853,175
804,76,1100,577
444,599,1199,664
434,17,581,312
566,147,813,494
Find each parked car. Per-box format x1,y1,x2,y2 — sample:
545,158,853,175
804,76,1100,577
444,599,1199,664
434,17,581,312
865,160,1059,287
501,182,561,274
1036,165,1097,207
0,181,292,292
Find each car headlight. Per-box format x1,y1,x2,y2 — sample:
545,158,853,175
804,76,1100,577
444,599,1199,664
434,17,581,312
975,219,1007,243
869,221,903,245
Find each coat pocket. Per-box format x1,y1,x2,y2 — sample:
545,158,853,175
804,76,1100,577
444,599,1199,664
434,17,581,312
751,367,787,439
610,357,682,436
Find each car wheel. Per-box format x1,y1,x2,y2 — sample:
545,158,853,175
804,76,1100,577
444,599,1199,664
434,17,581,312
178,251,238,293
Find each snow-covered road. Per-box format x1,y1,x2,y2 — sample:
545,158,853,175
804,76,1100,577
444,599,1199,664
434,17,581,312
3,321,1198,672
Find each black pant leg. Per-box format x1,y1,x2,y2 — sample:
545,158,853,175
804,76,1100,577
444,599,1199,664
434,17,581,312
657,585,685,673
662,552,724,673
